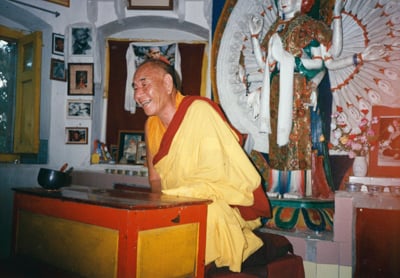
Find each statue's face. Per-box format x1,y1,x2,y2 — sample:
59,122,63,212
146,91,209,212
278,0,300,14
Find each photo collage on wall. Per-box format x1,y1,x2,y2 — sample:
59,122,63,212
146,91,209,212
50,23,95,145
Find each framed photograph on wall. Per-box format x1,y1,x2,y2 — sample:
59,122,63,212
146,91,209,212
67,99,92,119
369,105,400,177
50,58,66,81
65,127,88,144
45,0,70,7
127,0,173,10
68,63,94,96
52,33,65,56
68,24,94,56
117,130,145,164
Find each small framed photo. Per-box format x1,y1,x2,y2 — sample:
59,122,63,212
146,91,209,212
117,130,145,164
127,0,173,10
68,63,94,96
50,58,66,81
65,127,88,144
67,99,92,119
369,105,400,177
45,0,70,7
52,33,65,56
69,24,94,56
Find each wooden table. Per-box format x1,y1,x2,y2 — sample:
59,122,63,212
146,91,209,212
12,186,210,278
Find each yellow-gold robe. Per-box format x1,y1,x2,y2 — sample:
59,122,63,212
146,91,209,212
147,94,271,272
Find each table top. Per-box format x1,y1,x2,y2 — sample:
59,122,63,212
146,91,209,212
13,186,211,210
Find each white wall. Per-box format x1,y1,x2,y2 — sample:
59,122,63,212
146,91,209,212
0,0,210,258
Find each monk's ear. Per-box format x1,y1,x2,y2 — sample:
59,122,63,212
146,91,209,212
163,73,174,94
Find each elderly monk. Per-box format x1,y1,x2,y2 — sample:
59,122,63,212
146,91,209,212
132,59,271,272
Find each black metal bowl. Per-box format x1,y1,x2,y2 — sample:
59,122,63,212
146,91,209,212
37,168,72,190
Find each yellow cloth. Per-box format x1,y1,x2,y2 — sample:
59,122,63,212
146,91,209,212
147,92,185,156
148,98,263,272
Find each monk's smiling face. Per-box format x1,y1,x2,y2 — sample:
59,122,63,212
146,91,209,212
133,60,176,126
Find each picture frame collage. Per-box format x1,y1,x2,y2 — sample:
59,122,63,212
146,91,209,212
51,21,151,157
50,23,95,145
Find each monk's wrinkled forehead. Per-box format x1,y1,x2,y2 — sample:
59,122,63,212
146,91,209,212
134,63,161,82
132,63,165,90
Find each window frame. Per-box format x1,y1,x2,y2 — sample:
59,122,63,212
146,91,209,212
0,25,42,161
